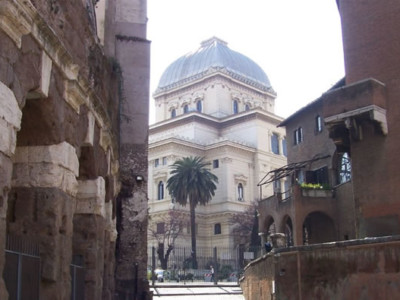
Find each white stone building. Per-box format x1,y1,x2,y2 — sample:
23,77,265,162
148,37,287,251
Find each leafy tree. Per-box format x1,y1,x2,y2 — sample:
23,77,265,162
149,209,188,269
166,156,218,269
230,201,261,248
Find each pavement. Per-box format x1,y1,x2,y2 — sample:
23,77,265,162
150,282,245,299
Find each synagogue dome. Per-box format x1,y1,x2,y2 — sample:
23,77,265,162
155,37,273,94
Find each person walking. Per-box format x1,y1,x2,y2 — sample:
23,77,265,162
210,265,215,284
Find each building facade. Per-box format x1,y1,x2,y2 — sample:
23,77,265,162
148,38,287,267
258,79,356,247
0,0,150,299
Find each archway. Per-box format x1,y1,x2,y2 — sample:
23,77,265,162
303,211,336,245
282,215,293,246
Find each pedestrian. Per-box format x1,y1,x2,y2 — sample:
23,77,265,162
210,265,215,282
265,241,272,253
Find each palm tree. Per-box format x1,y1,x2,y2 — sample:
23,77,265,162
166,156,218,269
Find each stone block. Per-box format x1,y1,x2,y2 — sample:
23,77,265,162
13,141,79,175
26,51,52,99
12,142,79,196
76,177,106,217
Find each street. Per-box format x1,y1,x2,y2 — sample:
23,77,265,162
150,282,245,299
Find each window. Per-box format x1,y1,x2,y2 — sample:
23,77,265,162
338,152,352,184
245,104,250,111
154,158,159,167
282,138,287,156
183,105,189,114
238,183,244,201
306,166,329,186
162,157,167,165
196,101,202,112
157,181,164,200
315,115,323,133
271,133,280,154
156,222,165,234
214,223,221,235
274,180,281,194
171,109,176,118
233,100,239,114
296,170,305,184
213,159,219,168
294,127,303,145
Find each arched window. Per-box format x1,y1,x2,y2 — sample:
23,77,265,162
157,181,164,200
338,152,352,184
183,105,189,114
171,109,176,118
196,101,202,112
238,183,244,201
233,100,239,114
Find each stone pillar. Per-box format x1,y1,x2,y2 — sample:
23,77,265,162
102,201,118,300
270,233,287,249
74,177,107,300
10,142,79,300
0,82,22,300
105,0,151,299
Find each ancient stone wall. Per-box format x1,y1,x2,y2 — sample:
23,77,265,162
0,0,125,299
241,236,400,300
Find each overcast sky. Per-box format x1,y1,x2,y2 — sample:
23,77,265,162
147,0,345,124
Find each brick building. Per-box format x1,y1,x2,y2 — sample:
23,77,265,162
258,79,356,247
0,0,150,299
242,1,400,299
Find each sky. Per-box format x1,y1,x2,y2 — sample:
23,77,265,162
147,0,345,124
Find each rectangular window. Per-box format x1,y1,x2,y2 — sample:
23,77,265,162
294,127,303,145
274,180,281,194
156,222,165,234
306,166,329,185
282,138,287,156
213,159,219,168
214,223,221,235
154,158,159,167
315,115,323,133
162,157,167,165
271,133,280,154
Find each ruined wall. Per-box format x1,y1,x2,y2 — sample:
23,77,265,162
241,236,400,300
0,0,121,299
104,0,152,299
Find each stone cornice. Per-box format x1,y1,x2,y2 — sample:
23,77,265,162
150,109,283,135
154,73,276,101
154,68,276,98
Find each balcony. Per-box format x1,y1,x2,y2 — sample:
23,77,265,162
323,78,388,137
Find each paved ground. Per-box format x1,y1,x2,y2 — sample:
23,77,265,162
150,282,245,299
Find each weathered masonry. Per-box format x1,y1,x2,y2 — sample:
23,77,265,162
0,0,150,299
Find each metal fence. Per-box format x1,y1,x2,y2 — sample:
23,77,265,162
148,245,262,283
70,255,85,300
4,235,41,300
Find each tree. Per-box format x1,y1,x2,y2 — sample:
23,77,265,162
149,209,188,269
230,201,261,248
166,156,218,269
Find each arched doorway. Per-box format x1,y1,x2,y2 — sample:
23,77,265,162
303,212,336,245
282,215,293,246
